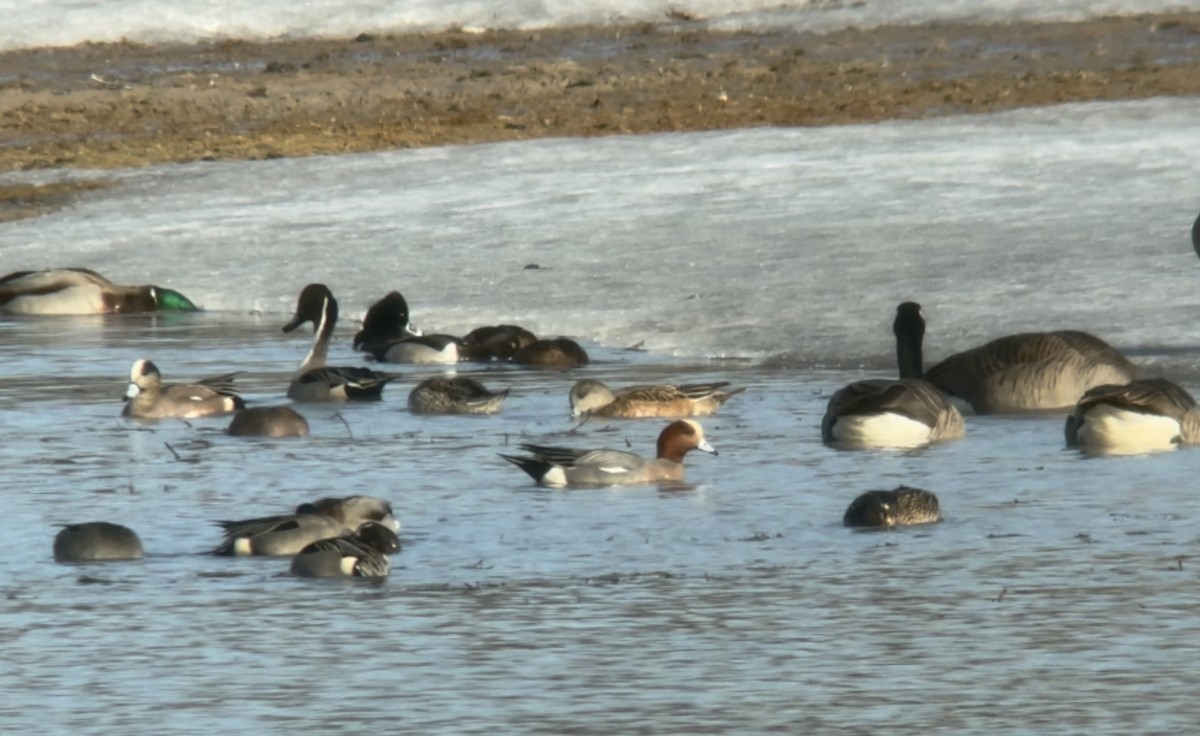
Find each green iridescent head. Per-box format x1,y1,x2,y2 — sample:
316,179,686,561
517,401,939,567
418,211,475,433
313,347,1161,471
151,286,199,312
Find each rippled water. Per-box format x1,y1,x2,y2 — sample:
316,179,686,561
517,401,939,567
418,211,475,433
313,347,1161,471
3,311,1199,734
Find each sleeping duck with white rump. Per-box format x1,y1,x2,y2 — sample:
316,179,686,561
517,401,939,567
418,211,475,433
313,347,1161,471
283,283,399,401
0,267,198,315
500,419,716,487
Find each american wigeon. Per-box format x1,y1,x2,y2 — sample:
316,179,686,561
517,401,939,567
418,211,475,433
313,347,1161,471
122,359,244,420
283,284,399,401
461,324,538,361
53,522,144,562
843,486,943,529
500,419,716,487
227,406,310,437
923,320,1140,414
352,291,421,354
569,379,746,419
368,333,464,364
212,495,399,556
408,376,509,415
1065,378,1200,454
0,267,198,315
823,302,964,449
511,337,589,369
289,521,400,579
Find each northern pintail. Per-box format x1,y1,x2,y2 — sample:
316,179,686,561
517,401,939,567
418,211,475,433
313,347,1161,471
212,495,399,556
289,520,400,579
283,283,399,401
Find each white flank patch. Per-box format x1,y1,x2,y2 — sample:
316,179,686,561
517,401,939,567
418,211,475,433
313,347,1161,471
541,466,568,488
1075,405,1181,455
831,413,932,449
233,537,253,556
340,556,359,576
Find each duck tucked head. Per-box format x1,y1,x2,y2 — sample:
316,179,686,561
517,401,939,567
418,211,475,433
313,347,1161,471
143,286,198,313
283,283,337,334
657,419,717,463
354,520,401,554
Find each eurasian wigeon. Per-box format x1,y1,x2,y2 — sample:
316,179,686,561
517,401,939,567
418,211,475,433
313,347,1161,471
500,419,716,487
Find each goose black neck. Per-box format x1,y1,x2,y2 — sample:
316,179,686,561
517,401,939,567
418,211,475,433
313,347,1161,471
893,302,925,380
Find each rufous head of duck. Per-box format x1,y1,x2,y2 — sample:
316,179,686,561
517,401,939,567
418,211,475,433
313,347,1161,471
657,419,717,463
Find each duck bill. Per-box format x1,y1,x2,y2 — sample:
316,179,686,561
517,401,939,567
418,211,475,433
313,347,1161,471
698,439,717,455
124,383,140,400
281,315,306,333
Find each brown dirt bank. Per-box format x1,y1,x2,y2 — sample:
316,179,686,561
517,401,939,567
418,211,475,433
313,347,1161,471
2,12,1200,177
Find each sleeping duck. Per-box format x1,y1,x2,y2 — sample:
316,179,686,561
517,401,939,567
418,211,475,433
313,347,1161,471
0,267,198,315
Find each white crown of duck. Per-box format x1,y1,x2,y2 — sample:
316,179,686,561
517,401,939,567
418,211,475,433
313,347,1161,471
0,267,198,315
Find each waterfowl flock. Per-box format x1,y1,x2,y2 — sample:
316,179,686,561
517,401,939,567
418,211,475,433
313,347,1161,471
11,263,1196,575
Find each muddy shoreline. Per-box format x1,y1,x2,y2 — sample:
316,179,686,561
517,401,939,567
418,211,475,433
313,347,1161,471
2,13,1200,217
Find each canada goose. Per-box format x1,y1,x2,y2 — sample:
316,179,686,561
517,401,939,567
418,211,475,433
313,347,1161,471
822,302,964,449
843,486,942,529
500,419,716,487
53,522,144,562
122,359,244,419
283,284,399,401
568,379,745,418
408,376,509,415
923,328,1140,414
0,267,197,315
1065,378,1200,454
290,521,400,579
